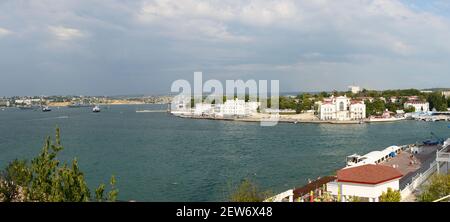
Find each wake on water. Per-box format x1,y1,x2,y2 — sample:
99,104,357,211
30,116,69,121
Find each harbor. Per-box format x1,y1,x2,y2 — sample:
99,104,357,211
169,90,450,125
0,104,449,201
171,111,449,125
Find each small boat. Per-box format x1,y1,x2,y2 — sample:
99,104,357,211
42,106,51,112
368,116,405,123
422,139,444,146
92,105,101,113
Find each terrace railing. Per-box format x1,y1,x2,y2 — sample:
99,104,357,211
400,161,437,200
436,151,450,162
433,194,450,202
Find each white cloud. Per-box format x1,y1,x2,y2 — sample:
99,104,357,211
135,0,450,55
3,0,450,95
136,0,298,41
0,27,12,37
48,26,85,40
138,0,298,25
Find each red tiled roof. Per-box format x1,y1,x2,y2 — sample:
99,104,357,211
293,176,337,198
337,164,403,185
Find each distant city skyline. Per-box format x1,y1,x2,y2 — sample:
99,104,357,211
2,0,450,96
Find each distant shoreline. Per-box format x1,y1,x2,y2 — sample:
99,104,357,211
47,102,168,107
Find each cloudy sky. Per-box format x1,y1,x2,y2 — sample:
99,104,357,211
1,0,450,96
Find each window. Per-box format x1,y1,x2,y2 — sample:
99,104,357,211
339,102,344,111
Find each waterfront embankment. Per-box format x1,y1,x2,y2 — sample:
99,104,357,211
172,113,408,124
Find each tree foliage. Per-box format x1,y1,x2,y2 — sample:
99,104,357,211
418,174,450,202
0,128,118,202
379,188,401,202
279,96,297,110
365,98,386,117
427,92,448,111
230,179,269,202
404,106,416,113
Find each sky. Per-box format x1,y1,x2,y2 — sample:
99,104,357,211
1,0,450,96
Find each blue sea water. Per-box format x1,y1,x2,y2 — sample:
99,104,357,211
0,104,448,201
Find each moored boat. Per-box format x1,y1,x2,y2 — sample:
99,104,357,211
92,105,101,112
346,145,405,167
368,116,405,122
42,106,51,112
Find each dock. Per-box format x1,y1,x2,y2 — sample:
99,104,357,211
379,144,440,189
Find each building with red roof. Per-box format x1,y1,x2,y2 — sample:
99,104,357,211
327,164,403,202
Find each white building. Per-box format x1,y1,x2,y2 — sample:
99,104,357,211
319,95,366,121
350,101,366,120
193,103,214,116
390,97,400,103
442,91,450,98
349,85,361,94
0,100,9,107
216,99,260,117
169,96,192,115
327,164,403,202
404,101,429,112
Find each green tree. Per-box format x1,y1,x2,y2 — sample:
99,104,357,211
385,102,400,113
296,93,313,112
418,174,450,202
230,179,269,202
365,98,386,117
0,160,31,202
318,92,330,98
404,106,416,113
379,188,401,202
0,128,118,202
279,96,296,110
427,92,448,111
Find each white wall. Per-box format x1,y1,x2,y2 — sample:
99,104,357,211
328,179,400,202
320,103,336,120
404,102,430,112
218,99,259,116
350,103,366,119
319,96,366,120
194,103,213,116
265,189,294,202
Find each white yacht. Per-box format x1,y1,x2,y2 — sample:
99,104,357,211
42,106,52,112
92,105,101,113
346,145,404,167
